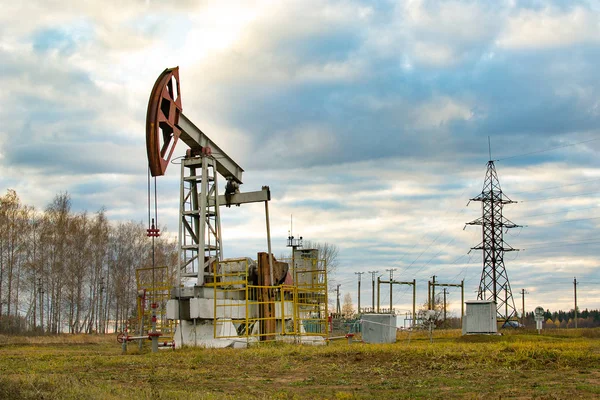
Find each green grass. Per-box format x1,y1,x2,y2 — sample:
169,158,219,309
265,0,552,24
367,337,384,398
0,329,599,399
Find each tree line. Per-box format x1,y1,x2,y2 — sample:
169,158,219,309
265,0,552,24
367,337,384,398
0,189,177,334
534,308,600,329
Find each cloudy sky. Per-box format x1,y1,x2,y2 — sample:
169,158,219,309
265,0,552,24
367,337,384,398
2,0,600,317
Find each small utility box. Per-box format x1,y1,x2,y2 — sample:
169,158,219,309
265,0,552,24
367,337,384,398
462,300,497,335
362,314,397,343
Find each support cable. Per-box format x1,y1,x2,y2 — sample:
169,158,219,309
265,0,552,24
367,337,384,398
147,168,151,229
496,138,600,162
523,216,600,226
519,190,600,203
517,205,599,218
511,177,600,195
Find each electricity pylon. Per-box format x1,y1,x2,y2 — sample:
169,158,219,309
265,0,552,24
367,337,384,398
466,159,520,324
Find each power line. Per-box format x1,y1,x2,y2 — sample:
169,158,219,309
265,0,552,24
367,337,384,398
396,183,487,281
517,205,599,218
435,254,477,287
523,240,600,251
496,138,600,162
515,281,599,287
519,191,600,203
405,237,458,279
396,188,472,275
527,216,600,226
510,177,600,195
417,252,475,287
401,219,474,277
421,238,456,269
520,237,600,248
399,230,446,272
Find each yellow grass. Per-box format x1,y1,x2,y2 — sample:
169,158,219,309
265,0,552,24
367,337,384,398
0,329,599,399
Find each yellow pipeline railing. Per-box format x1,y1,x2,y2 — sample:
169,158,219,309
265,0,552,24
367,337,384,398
135,266,175,340
212,257,328,342
294,261,328,337
212,258,251,343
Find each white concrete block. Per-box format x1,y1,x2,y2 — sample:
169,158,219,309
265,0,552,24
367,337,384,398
166,299,179,320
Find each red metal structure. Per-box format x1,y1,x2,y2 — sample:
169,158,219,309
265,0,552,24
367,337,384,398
146,67,182,177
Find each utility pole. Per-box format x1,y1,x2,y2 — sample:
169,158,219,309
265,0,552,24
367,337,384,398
574,277,578,329
443,288,448,324
38,278,44,332
377,276,381,313
428,281,431,310
33,278,37,329
377,276,415,319
355,272,364,313
412,279,416,327
368,271,378,312
431,275,437,310
99,277,105,334
461,279,464,326
520,289,528,326
429,279,464,326
386,268,397,313
336,284,341,315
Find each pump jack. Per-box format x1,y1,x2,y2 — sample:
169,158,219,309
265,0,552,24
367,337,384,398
146,67,272,285
117,66,329,351
146,67,275,347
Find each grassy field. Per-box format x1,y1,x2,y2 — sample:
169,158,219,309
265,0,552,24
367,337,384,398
1,329,599,399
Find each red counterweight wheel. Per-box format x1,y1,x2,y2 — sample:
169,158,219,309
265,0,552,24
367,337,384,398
146,67,182,177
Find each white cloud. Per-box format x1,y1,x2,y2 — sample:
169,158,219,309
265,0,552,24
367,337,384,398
258,124,338,166
363,0,503,67
498,6,600,49
404,0,499,44
1,0,600,316
411,41,458,67
182,1,371,85
412,96,474,128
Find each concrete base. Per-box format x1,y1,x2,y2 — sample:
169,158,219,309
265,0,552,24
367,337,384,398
167,298,295,320
172,319,327,348
298,335,327,345
173,319,256,349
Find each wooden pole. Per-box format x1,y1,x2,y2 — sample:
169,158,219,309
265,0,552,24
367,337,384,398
461,280,464,327
574,277,578,329
377,277,380,313
258,252,275,340
265,201,274,287
428,281,431,310
432,275,436,310
521,289,525,326
412,279,416,327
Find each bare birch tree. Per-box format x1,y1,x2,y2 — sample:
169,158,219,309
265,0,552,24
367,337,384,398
0,189,179,334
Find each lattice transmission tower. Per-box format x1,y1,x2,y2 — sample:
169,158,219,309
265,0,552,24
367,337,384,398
467,159,520,324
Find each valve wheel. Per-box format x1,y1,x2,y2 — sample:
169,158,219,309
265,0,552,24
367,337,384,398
146,67,182,177
117,332,126,344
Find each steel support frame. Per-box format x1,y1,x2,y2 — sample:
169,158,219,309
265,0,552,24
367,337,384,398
429,281,465,326
376,279,417,327
467,161,519,324
178,156,222,287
